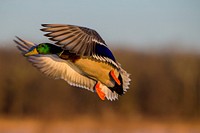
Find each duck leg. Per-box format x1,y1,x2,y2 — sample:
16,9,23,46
110,70,121,85
95,81,105,100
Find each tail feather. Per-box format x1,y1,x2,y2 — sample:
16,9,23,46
119,66,131,93
109,66,131,95
100,65,130,101
109,74,124,95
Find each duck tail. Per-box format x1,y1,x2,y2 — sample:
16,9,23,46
100,66,131,101
109,66,130,96
119,66,131,94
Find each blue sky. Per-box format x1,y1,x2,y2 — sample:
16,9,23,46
0,0,200,51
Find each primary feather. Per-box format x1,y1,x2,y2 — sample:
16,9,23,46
41,24,106,56
15,37,96,92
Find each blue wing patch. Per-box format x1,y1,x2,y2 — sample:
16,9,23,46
95,43,116,62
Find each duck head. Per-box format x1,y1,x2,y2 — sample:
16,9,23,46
25,43,62,56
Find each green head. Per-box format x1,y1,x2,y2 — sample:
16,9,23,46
25,43,62,56
36,43,51,54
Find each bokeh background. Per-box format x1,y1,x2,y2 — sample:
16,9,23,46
0,0,200,132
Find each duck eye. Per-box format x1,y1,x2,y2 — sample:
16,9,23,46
38,43,45,48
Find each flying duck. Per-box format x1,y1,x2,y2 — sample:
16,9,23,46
14,24,131,101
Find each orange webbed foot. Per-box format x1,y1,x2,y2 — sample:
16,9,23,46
110,70,121,85
95,82,105,100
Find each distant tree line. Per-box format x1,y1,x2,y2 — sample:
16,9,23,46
0,48,199,119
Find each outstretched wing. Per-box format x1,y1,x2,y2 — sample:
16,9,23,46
41,24,107,56
14,37,96,92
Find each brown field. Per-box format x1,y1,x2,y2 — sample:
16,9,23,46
0,44,200,132
0,117,200,133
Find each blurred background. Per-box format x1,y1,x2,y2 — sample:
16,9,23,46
0,0,200,132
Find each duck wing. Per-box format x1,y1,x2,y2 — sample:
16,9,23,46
14,37,96,92
41,24,119,68
41,24,106,56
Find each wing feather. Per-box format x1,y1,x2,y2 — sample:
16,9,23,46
29,55,96,92
41,24,106,56
41,24,120,68
14,37,96,92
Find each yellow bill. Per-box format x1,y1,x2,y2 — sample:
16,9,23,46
25,48,38,56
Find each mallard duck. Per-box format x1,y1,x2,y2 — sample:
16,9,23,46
14,24,130,101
